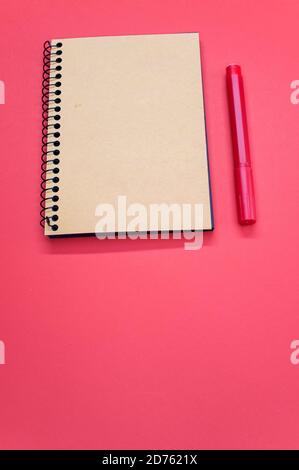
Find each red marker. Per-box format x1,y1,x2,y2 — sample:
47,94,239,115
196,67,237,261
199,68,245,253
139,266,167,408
226,65,256,225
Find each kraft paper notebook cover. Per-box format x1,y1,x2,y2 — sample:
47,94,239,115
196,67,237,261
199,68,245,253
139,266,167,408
41,33,213,236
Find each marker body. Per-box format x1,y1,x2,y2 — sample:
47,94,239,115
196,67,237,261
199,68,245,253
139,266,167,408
226,65,256,225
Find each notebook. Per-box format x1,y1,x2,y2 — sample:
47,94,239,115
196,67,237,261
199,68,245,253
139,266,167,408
41,33,213,236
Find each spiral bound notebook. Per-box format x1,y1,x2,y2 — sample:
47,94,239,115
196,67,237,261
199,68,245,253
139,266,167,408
41,33,213,236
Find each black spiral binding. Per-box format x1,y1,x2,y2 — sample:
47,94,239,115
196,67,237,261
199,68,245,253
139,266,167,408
40,40,63,232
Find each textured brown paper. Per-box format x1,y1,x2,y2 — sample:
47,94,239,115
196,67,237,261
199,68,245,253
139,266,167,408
45,33,212,236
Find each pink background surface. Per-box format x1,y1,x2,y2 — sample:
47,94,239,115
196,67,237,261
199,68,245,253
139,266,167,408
1,0,299,450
